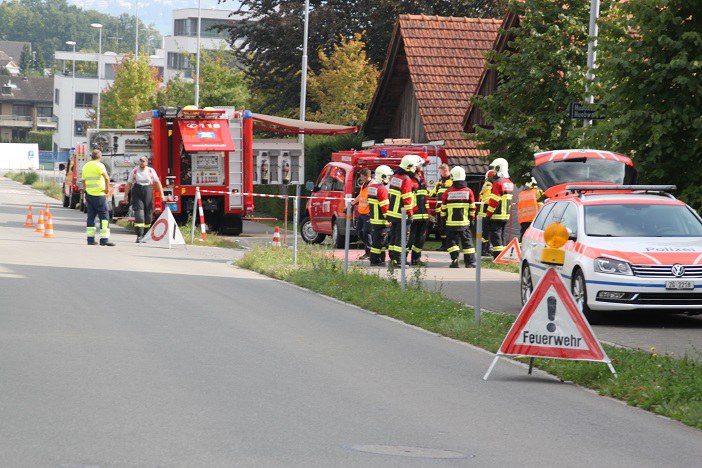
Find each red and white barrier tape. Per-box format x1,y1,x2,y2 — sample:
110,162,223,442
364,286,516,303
197,188,351,202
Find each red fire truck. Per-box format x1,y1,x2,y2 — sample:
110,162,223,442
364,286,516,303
301,144,448,247
126,106,253,234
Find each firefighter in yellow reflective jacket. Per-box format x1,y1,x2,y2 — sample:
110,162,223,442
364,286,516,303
485,158,514,258
80,149,115,246
386,155,418,265
367,165,393,266
429,163,452,250
440,166,477,268
408,155,430,265
477,169,495,254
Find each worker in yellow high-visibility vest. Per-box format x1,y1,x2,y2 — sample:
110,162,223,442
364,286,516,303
81,149,115,246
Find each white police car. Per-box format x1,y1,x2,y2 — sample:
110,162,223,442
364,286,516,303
520,184,702,322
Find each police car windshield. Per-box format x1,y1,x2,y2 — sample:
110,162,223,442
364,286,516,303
585,204,702,237
533,159,636,190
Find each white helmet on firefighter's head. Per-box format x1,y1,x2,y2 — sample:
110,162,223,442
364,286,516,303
411,155,425,168
399,155,418,172
489,157,509,174
450,166,466,181
374,165,393,183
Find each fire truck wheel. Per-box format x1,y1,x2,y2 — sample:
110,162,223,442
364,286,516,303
332,220,346,249
300,215,325,244
69,191,79,209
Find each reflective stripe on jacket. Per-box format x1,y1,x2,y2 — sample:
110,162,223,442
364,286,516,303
386,174,415,219
486,178,514,221
81,160,106,196
412,176,429,221
440,185,476,229
367,182,390,225
478,181,492,217
430,177,453,208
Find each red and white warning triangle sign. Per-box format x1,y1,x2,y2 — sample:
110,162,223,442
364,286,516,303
141,207,186,249
493,237,521,264
484,268,614,380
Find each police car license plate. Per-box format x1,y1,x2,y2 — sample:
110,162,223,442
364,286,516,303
665,280,694,290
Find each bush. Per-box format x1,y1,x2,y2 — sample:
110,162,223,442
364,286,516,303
22,171,39,185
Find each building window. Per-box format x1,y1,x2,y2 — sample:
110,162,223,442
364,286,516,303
2,85,13,95
167,52,191,70
37,107,52,118
75,93,96,109
74,120,90,136
174,19,187,36
13,104,32,116
54,88,60,104
200,19,226,38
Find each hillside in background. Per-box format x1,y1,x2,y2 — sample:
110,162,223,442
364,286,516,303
0,0,162,64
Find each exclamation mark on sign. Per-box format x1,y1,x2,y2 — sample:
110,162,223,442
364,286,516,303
546,296,557,333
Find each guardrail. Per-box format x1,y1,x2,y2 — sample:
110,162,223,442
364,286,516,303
0,115,33,122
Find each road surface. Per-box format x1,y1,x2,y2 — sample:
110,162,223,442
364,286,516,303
1,177,700,466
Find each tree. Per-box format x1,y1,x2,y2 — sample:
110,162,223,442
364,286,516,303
590,0,702,210
99,54,159,128
151,48,251,109
471,0,598,183
220,0,506,115
33,45,45,73
19,44,31,75
195,48,250,108
307,33,378,126
0,0,162,67
151,73,194,108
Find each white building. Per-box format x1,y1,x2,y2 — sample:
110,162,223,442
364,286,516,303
52,7,244,153
52,50,166,153
163,8,243,82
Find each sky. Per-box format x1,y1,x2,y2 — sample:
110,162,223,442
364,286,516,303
68,0,241,35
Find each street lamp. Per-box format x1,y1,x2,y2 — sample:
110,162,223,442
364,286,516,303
194,0,202,108
91,23,103,130
66,41,76,153
135,0,140,56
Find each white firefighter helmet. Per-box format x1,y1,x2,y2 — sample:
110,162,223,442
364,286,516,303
374,165,393,183
411,154,425,168
489,157,509,174
399,154,418,172
450,166,466,181
182,105,198,111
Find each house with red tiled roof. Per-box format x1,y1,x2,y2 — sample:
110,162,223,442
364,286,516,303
463,11,520,134
361,15,502,176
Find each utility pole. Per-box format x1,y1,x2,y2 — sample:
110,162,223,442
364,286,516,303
584,0,600,128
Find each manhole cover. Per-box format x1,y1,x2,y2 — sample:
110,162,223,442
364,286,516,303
347,444,472,459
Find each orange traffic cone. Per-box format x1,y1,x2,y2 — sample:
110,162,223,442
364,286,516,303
34,210,45,233
42,211,56,238
23,206,35,227
272,226,282,247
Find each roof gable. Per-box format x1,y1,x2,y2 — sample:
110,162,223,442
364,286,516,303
363,15,501,173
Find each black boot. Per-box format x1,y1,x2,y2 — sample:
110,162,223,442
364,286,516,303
464,254,476,268
450,258,459,268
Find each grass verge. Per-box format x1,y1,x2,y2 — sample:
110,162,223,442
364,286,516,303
31,181,62,200
237,245,702,430
115,219,243,249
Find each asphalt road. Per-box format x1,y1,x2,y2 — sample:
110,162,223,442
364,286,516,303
1,177,701,466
